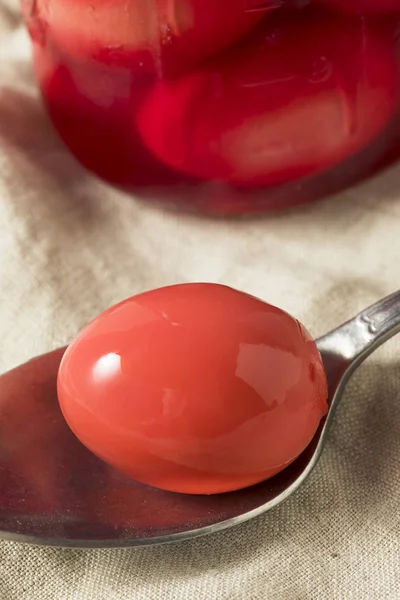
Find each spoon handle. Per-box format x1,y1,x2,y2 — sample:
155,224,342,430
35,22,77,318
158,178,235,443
316,289,400,370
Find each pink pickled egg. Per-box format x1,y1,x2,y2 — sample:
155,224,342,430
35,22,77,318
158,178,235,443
137,10,398,187
23,0,276,73
57,284,328,495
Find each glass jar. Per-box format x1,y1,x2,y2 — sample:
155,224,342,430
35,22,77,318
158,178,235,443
21,0,400,214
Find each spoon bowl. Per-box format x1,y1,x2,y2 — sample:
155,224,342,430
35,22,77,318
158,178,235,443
0,290,399,548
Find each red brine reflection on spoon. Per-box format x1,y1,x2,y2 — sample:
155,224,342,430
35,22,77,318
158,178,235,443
57,284,328,495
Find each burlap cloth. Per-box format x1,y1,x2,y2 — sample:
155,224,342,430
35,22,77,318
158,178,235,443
1,2,400,598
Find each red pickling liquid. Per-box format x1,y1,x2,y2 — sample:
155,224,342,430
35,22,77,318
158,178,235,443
57,284,328,495
0,349,69,516
22,0,400,213
316,0,400,14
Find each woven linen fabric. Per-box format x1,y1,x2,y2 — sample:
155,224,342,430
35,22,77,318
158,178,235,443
2,2,400,599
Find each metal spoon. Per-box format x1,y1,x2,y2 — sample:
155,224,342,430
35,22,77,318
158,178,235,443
0,290,399,548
